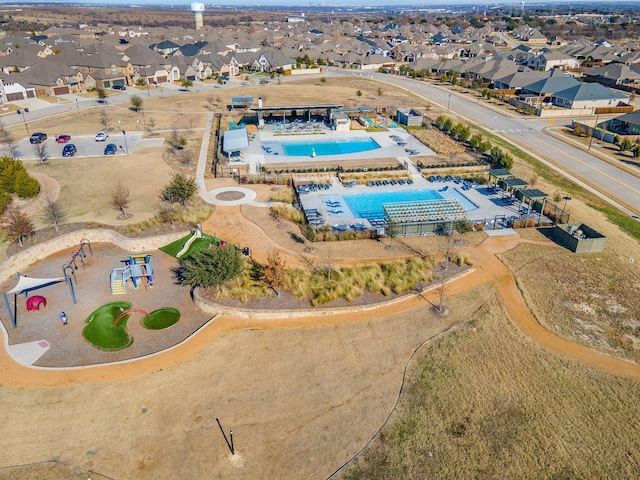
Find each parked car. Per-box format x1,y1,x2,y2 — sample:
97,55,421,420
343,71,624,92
29,132,47,144
95,131,109,142
259,79,269,84
56,134,71,143
104,143,117,155
62,144,77,157
112,85,126,91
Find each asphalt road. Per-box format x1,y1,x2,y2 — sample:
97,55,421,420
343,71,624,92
3,132,146,161
334,70,640,216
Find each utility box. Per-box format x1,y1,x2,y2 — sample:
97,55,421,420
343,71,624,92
396,107,423,127
552,223,606,253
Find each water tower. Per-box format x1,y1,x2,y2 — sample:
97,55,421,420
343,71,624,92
191,2,205,30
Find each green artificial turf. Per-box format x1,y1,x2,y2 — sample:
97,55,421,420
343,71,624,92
142,307,181,330
82,301,133,351
160,233,219,259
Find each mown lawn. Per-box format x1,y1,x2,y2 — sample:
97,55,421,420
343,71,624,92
160,233,218,258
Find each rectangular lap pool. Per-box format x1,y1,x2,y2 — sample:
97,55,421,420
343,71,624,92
342,188,478,222
271,137,380,156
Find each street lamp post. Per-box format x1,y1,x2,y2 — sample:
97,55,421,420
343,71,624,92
18,110,29,134
122,130,129,156
447,93,452,113
562,195,572,212
587,115,600,151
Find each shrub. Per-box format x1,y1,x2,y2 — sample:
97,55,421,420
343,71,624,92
176,246,244,288
13,171,40,197
0,190,11,214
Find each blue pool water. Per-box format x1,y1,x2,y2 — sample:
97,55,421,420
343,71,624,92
343,188,477,222
279,137,380,156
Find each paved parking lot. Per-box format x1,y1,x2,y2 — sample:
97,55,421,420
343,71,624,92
2,132,161,160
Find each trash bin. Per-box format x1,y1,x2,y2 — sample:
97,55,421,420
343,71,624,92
24,107,29,113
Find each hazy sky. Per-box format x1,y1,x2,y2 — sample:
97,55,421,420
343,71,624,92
18,0,609,6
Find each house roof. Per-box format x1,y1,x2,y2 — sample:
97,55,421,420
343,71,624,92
552,82,628,102
522,76,580,95
584,63,640,81
612,109,640,126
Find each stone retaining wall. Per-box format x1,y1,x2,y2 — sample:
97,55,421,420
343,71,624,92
0,228,189,284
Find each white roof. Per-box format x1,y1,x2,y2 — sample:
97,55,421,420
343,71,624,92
6,275,65,294
223,128,249,153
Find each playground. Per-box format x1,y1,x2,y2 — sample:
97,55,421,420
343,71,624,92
0,241,211,367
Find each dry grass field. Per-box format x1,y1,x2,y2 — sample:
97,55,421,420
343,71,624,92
500,242,640,364
341,293,640,479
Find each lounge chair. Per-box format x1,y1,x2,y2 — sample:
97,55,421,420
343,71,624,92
399,179,406,185
383,180,389,185
367,181,375,187
375,180,382,186
407,179,414,184
391,180,397,185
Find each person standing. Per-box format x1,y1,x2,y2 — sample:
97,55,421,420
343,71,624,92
59,312,68,325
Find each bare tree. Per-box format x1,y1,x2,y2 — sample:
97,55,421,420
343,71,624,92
111,181,130,218
177,149,194,166
325,248,334,281
40,186,66,232
384,217,400,249
0,121,18,159
99,109,110,132
32,141,48,163
436,227,457,314
157,202,177,225
263,249,288,296
146,116,156,134
4,205,33,247
168,129,185,150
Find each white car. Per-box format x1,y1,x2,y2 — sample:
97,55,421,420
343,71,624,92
95,131,109,142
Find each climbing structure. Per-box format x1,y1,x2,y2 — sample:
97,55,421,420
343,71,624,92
110,254,155,294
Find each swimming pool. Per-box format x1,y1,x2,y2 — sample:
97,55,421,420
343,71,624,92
274,137,380,156
342,188,477,222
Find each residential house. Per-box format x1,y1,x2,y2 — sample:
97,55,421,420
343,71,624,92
527,50,580,71
550,82,628,109
151,40,180,57
493,70,549,91
520,74,581,104
0,76,35,102
583,63,640,88
609,110,640,135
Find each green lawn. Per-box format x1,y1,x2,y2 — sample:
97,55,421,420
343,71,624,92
82,301,133,351
160,233,219,259
142,308,181,330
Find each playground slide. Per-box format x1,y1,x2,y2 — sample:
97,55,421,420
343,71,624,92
176,228,203,258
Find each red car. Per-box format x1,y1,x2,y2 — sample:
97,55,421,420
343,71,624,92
56,135,71,143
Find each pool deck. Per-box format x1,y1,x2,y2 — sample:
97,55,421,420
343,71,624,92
238,123,436,173
298,175,542,231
